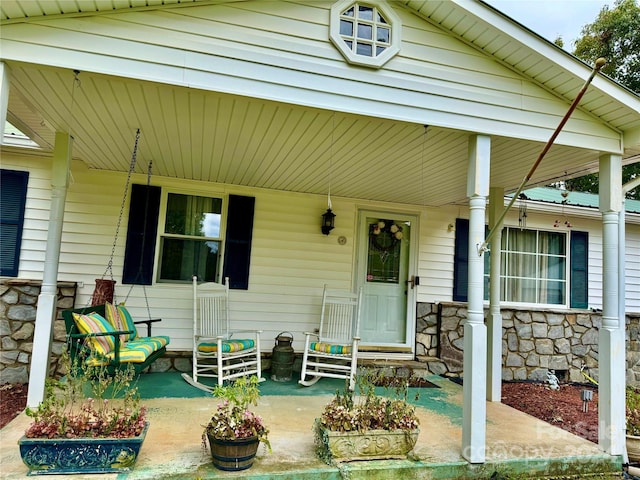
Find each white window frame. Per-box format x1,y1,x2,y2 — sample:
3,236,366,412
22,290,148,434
329,0,401,68
485,226,570,309
155,189,226,284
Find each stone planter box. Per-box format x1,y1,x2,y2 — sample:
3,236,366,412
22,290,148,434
18,422,148,475
314,420,419,463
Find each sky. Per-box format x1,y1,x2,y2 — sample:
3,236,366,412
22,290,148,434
485,0,613,51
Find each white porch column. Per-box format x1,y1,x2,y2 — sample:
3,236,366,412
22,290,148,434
598,153,625,455
27,132,72,407
0,62,10,137
462,134,490,463
487,187,504,402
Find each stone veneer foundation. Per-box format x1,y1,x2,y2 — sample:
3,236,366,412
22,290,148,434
416,301,639,386
2,280,639,387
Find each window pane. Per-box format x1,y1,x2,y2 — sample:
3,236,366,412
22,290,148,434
356,42,372,56
376,46,386,55
358,5,373,20
159,238,220,282
357,23,372,40
377,27,389,42
165,193,222,237
507,229,536,253
542,255,566,280
539,231,565,255
505,252,536,277
340,19,353,36
506,278,536,303
343,6,355,17
376,11,387,23
539,280,565,304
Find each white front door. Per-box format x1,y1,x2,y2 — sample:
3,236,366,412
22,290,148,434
356,211,417,355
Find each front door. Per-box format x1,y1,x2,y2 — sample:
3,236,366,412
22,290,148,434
356,211,417,355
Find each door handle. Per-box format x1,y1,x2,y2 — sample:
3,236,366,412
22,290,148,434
406,275,420,289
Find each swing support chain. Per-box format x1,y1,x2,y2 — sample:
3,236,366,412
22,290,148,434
102,128,141,279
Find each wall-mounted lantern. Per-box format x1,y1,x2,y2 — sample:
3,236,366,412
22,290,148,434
321,208,336,235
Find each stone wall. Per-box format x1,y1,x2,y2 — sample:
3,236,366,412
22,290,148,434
416,301,640,386
0,279,77,384
5,281,639,386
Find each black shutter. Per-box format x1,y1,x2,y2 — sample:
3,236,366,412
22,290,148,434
223,195,255,290
122,184,161,285
570,230,588,309
0,170,29,277
453,218,469,302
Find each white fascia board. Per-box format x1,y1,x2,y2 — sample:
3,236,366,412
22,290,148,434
456,0,640,111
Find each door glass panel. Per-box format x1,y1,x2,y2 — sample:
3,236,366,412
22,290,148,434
366,219,403,283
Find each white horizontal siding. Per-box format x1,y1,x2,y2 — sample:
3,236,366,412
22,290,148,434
417,205,458,303
626,224,640,312
6,150,640,352
0,1,621,151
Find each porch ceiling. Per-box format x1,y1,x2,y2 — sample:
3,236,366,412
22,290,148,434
2,0,638,207
3,61,612,207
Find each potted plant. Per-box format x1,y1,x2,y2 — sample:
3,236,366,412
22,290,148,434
627,386,640,462
18,352,148,475
314,371,420,464
202,375,270,471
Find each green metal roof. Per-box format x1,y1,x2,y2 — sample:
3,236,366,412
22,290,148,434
517,187,640,214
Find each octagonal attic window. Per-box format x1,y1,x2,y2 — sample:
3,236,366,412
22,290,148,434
330,0,401,68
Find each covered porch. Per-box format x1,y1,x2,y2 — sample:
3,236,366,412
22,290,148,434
0,372,621,479
1,0,639,468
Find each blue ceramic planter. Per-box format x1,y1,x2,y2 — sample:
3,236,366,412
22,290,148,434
18,422,148,475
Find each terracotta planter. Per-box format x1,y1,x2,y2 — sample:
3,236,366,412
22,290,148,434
207,433,260,471
627,433,640,462
314,420,419,463
18,422,148,475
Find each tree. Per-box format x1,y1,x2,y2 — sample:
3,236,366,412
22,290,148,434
565,0,640,198
573,0,639,94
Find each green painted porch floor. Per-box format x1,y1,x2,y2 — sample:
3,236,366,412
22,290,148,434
0,372,621,479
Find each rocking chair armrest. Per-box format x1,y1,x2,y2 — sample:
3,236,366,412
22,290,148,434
134,318,162,337
302,331,320,339
195,335,225,342
229,329,263,334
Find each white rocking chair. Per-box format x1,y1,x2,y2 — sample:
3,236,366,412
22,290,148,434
181,276,264,392
299,285,363,390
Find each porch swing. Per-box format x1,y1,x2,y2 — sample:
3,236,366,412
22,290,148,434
62,128,170,374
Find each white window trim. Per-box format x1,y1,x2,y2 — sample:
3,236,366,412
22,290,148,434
484,226,571,309
329,0,401,68
155,189,227,283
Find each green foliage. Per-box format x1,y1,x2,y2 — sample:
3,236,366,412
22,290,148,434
562,0,640,198
573,0,640,94
318,370,420,433
24,351,146,439
203,376,270,450
564,163,640,199
627,386,640,436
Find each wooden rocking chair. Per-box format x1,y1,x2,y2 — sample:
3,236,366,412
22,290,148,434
299,285,363,390
182,276,264,392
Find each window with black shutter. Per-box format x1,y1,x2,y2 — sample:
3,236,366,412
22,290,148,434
123,187,255,289
0,169,29,277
